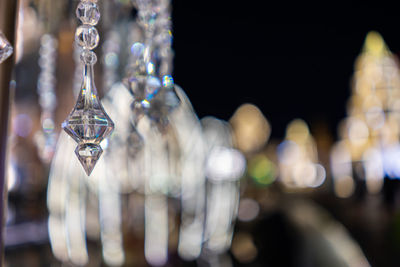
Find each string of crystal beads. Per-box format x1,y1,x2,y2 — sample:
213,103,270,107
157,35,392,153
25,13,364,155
62,0,114,176
125,0,179,126
35,34,58,162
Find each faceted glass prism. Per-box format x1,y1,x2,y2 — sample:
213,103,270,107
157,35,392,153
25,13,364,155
63,64,114,143
0,32,13,64
63,106,114,144
75,143,103,175
63,63,114,175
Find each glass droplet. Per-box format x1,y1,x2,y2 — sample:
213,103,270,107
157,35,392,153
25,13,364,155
76,1,100,25
75,25,99,50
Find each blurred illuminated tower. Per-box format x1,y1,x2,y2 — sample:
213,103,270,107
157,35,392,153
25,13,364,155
277,119,326,189
331,31,400,197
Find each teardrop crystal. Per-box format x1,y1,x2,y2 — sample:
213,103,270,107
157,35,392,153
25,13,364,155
62,63,114,175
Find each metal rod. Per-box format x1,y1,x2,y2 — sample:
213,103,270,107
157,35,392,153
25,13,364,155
0,0,19,265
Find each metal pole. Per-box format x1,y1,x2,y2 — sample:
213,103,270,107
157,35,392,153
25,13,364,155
0,0,19,265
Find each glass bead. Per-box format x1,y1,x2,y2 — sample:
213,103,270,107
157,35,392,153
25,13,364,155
76,1,100,26
80,50,97,65
75,25,99,50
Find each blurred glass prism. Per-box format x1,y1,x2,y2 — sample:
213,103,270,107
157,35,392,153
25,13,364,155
0,32,13,64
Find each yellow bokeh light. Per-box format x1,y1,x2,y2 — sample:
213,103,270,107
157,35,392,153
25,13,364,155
230,104,270,153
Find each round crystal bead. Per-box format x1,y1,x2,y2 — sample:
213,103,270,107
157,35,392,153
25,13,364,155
76,1,100,26
75,25,99,50
80,50,97,65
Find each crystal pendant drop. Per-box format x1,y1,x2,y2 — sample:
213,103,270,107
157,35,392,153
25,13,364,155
62,62,114,175
75,143,103,175
0,32,13,64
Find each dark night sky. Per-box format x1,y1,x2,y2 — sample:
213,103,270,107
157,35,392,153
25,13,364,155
172,2,400,138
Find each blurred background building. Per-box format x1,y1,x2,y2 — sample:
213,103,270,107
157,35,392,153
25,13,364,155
2,1,400,267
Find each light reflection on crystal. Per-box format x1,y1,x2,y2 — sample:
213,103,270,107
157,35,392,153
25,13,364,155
0,31,13,63
147,62,155,74
162,75,173,88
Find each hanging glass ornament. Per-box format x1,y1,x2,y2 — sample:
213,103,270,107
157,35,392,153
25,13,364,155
62,0,114,176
